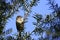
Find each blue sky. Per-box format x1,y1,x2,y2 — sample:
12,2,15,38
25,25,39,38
5,0,60,38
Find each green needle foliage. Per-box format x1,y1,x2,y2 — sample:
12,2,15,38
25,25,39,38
33,0,60,40
0,0,40,40
0,0,60,40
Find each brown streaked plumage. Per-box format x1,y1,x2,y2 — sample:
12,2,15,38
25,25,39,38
16,16,24,32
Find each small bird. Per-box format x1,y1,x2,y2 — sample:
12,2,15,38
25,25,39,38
16,16,24,32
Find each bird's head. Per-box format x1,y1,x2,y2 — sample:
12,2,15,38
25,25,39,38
16,16,24,24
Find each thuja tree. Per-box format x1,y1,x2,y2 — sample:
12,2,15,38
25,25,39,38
32,0,60,40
